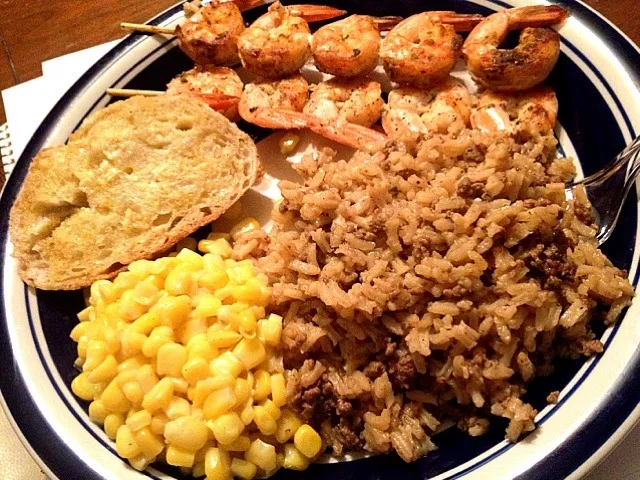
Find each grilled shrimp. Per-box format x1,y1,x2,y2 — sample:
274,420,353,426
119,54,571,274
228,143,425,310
311,15,400,78
462,6,568,91
175,0,256,66
382,77,472,149
380,11,483,88
166,66,243,120
238,75,387,151
303,78,384,127
237,2,345,78
470,86,558,138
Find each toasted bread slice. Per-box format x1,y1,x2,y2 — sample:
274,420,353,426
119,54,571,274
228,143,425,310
10,94,258,290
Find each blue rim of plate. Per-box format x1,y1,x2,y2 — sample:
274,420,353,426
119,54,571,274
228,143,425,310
0,1,639,479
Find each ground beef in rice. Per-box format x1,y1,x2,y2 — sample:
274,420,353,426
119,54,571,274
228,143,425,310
243,129,633,463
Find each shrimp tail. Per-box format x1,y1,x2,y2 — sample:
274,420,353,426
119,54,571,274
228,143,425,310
308,120,389,152
239,105,311,130
436,12,486,32
286,4,347,22
373,16,404,32
195,92,240,110
506,5,569,30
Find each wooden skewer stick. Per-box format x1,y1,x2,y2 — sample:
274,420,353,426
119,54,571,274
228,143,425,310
120,22,175,35
107,88,164,98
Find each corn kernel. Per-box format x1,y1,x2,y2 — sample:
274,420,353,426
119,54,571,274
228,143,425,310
279,132,300,155
104,327,120,354
150,412,169,436
129,311,160,335
210,351,244,378
231,458,258,480
122,381,145,405
215,305,239,327
233,279,270,307
83,340,108,372
116,425,141,459
166,444,196,468
230,218,260,241
104,413,125,439
165,267,194,296
259,314,283,346
71,372,100,401
164,416,209,451
188,341,217,362
234,378,252,406
182,357,210,385
179,318,208,344
193,377,233,408
88,400,109,424
126,410,152,432
101,380,131,413
117,355,147,372
239,398,254,426
238,309,257,336
208,412,244,446
169,377,189,394
120,289,147,321
128,453,155,471
205,448,232,480
294,424,322,458
165,396,191,420
233,338,266,371
120,330,147,358
253,405,277,436
77,306,92,323
283,443,309,471
252,370,271,402
156,295,192,329
208,329,242,349
128,259,154,278
199,238,232,258
261,399,281,421
135,426,165,458
245,439,276,473
192,295,223,319
88,355,119,385
142,377,174,413
114,271,138,293
203,386,236,419
275,409,303,443
156,342,187,377
136,365,159,393
133,281,159,307
198,270,229,293
225,435,251,452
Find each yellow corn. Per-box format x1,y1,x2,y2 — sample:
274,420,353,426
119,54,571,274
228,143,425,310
141,377,174,413
188,338,217,362
239,398,254,426
234,378,252,406
165,267,194,296
166,444,196,468
259,314,283,346
199,238,232,258
150,413,169,436
198,270,229,292
117,355,147,373
231,458,258,480
156,342,187,377
192,376,233,408
164,416,209,451
252,370,271,402
165,396,191,420
294,424,323,458
133,281,159,307
245,439,276,473
261,399,281,421
104,327,120,354
233,338,266,370
279,132,300,155
270,373,287,408
192,294,222,319
208,329,242,349
176,247,204,270
88,400,109,424
253,405,277,436
179,318,208,344
128,453,155,471
83,340,108,372
283,443,309,471
126,409,152,432
209,412,245,445
275,409,303,444
230,218,260,241
104,413,125,439
210,351,244,378
116,425,141,459
120,330,146,358
238,309,257,336
120,289,147,321
129,311,160,335
71,372,101,401
182,357,210,385
134,426,165,458
101,380,131,413
122,381,145,405
156,295,192,329
135,365,159,393
202,386,236,419
205,447,232,480
225,435,251,452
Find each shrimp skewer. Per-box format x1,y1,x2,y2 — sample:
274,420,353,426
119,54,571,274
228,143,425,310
123,0,346,67
470,86,558,139
462,6,568,91
310,15,402,78
380,11,484,88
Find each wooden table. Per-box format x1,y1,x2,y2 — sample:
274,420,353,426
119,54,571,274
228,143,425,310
0,1,639,479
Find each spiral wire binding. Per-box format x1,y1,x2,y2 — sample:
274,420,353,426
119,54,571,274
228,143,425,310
0,123,15,179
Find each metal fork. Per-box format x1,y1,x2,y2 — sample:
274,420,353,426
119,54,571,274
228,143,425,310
566,135,640,245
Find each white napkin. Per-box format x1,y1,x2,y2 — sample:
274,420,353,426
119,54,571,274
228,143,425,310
0,41,638,480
